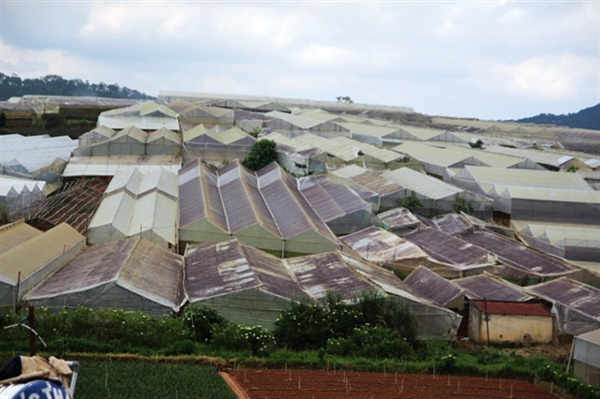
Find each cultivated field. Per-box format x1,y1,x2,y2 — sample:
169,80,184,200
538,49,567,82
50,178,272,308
227,369,565,399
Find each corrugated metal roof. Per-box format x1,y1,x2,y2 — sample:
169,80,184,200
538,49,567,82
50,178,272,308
0,223,85,285
340,226,427,264
526,277,600,320
404,227,491,267
382,167,463,200
472,300,552,317
0,221,42,254
404,266,464,307
453,273,532,302
461,231,576,277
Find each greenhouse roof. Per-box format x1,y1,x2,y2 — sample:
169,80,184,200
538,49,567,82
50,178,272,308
0,223,85,285
0,175,46,197
0,221,42,255
63,155,182,177
448,145,532,168
105,167,178,199
376,207,421,230
485,145,575,168
330,165,405,196
461,231,576,278
499,186,600,204
396,125,447,141
452,273,532,302
513,221,600,248
337,122,402,138
458,165,592,190
98,101,180,130
185,239,307,302
526,277,600,321
24,237,185,311
340,226,427,265
403,227,491,268
266,110,328,129
392,141,471,167
0,134,77,175
404,266,465,307
178,160,337,243
382,167,463,200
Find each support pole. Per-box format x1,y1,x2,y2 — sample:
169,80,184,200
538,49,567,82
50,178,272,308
484,297,490,347
28,303,35,356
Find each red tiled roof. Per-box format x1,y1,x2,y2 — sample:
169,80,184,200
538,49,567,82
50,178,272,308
473,301,552,317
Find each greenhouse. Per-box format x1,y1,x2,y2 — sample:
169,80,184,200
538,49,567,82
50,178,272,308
166,100,234,127
328,165,406,212
97,101,180,130
286,250,463,340
296,175,373,234
0,175,46,214
452,273,532,302
526,278,600,336
184,239,308,329
0,223,85,312
178,160,340,254
265,110,349,135
23,237,185,315
403,266,465,309
87,168,178,248
182,125,256,164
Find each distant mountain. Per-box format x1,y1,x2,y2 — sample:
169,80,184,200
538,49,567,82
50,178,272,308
512,104,599,130
0,73,155,101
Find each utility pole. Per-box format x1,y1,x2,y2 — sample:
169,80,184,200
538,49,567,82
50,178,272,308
483,298,490,347
28,303,35,356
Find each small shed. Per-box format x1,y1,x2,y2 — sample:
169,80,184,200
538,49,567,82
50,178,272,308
469,300,553,344
572,329,600,387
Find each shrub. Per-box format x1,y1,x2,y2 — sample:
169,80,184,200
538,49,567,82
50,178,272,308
399,195,422,211
242,139,277,171
327,325,413,359
182,305,228,343
42,113,63,129
212,324,276,357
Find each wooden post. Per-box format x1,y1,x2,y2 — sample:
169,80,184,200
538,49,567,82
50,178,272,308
28,303,35,356
484,297,490,347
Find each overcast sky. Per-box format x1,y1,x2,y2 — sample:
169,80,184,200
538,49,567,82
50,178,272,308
1,1,598,120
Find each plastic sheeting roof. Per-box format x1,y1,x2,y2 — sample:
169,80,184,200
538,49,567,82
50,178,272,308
392,141,474,168
63,155,182,177
340,226,428,265
0,221,42,255
376,207,421,231
485,145,575,168
526,278,600,321
404,227,492,268
514,221,600,249
404,266,464,307
178,160,337,243
0,134,77,175
0,223,85,285
0,175,46,196
105,167,178,199
24,237,185,312
453,273,532,302
97,101,180,130
183,126,254,145
330,165,405,196
382,167,463,200
499,186,600,204
266,110,337,130
461,231,577,278
456,165,592,191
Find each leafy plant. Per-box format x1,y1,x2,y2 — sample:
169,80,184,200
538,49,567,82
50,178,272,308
212,324,275,356
399,195,422,211
183,305,228,343
242,139,277,171
453,195,474,213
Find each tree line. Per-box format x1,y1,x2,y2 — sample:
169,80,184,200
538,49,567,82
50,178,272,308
0,73,155,101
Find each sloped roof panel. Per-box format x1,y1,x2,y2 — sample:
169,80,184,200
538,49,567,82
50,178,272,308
285,252,374,300
461,231,576,277
185,239,261,301
0,222,42,254
340,226,427,264
24,238,137,298
0,134,77,174
404,228,490,267
382,168,463,199
526,277,600,320
0,223,85,284
178,161,206,227
62,155,182,177
404,266,464,307
463,165,592,190
453,273,532,302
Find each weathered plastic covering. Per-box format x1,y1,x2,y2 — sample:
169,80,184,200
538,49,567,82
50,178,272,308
452,273,532,302
78,125,116,148
0,175,47,214
330,165,405,196
404,228,492,268
448,145,541,169
525,277,600,336
63,154,182,177
404,266,465,308
178,160,339,253
24,237,185,314
573,328,600,375
88,169,178,247
0,134,76,178
98,101,180,130
383,167,463,200
105,167,178,199
432,213,474,236
0,221,42,254
376,207,422,232
266,110,348,132
340,226,428,265
461,231,577,278
485,145,575,169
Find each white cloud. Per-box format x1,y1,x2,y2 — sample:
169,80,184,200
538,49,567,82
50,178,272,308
489,55,597,101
